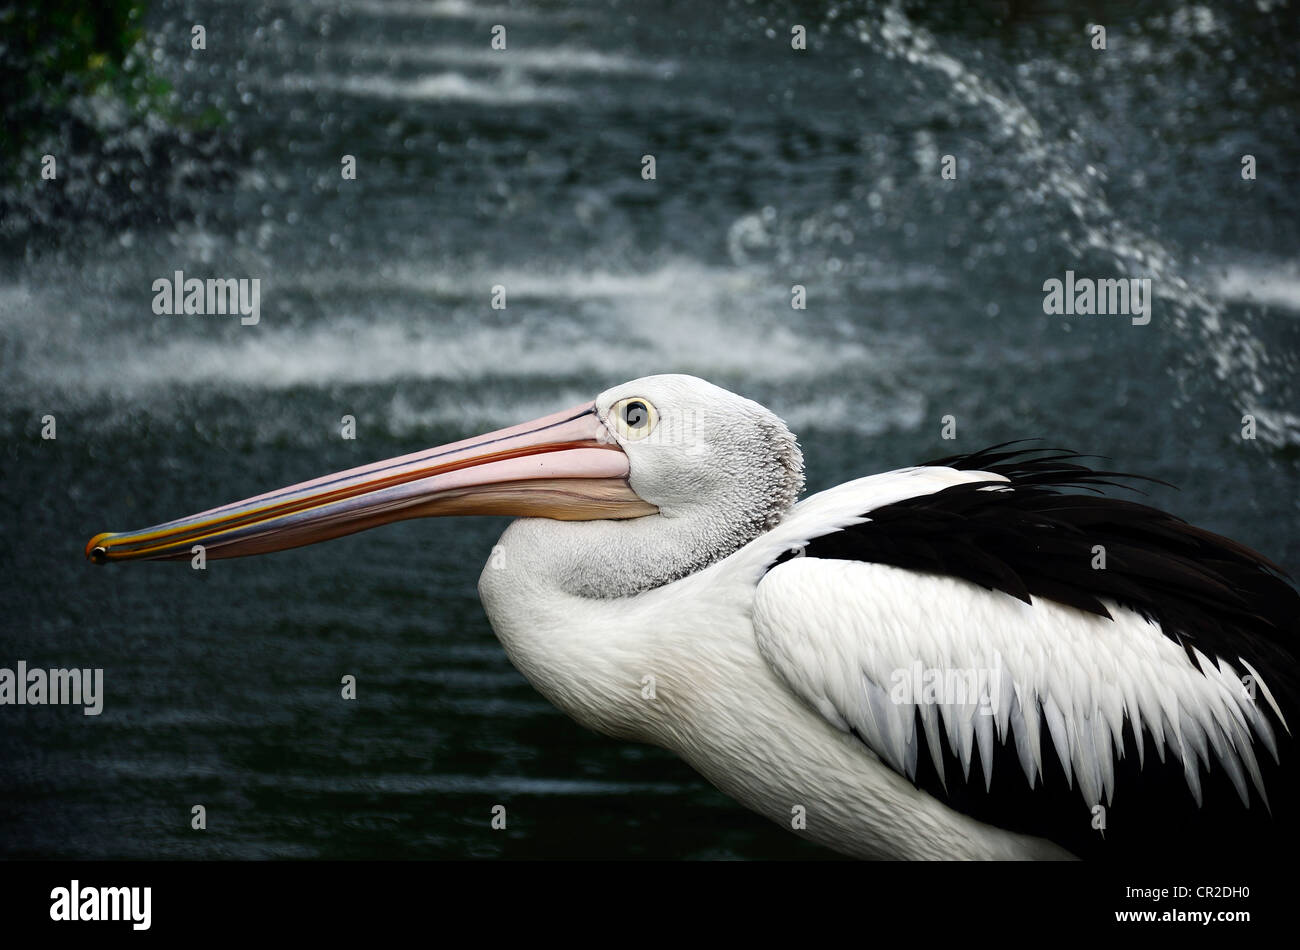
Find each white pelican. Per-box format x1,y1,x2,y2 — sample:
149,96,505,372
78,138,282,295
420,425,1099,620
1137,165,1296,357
87,374,1298,860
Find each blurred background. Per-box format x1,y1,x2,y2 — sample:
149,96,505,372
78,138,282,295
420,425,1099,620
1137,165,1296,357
1,0,1298,859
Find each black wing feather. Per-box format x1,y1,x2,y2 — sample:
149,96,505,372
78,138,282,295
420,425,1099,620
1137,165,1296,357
771,443,1300,858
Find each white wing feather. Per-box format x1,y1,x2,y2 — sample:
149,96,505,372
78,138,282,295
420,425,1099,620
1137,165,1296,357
744,470,1282,812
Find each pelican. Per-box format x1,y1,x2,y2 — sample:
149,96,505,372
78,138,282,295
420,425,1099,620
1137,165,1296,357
87,374,1298,860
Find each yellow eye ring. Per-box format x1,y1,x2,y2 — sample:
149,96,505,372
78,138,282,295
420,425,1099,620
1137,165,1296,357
609,397,659,441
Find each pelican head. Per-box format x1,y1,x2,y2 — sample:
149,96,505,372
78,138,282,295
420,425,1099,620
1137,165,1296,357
86,375,803,594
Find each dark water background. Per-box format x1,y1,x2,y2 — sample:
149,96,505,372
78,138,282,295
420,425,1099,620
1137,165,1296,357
2,0,1298,858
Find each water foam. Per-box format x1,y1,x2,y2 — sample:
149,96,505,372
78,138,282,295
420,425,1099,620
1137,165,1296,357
339,43,676,78
275,71,573,104
1213,263,1300,314
1,255,920,440
827,2,1290,442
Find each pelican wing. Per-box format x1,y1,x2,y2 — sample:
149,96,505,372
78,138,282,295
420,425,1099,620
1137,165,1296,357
748,449,1298,858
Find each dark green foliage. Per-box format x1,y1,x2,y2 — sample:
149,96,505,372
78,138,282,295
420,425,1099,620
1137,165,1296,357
0,1,156,163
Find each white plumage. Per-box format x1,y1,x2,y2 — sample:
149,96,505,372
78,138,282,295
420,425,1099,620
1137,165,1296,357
89,373,1298,859
480,455,1289,859
755,558,1279,812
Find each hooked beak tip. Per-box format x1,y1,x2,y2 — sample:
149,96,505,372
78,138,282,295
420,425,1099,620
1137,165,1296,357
86,534,112,564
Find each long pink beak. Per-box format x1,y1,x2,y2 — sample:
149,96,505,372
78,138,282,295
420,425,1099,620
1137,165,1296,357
86,402,656,563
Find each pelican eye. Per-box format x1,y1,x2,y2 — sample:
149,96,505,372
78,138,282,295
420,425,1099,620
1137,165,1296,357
609,397,659,441
624,401,649,427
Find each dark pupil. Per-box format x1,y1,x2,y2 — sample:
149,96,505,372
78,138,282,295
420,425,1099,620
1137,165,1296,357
624,401,648,428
